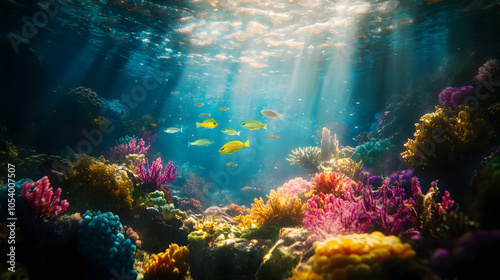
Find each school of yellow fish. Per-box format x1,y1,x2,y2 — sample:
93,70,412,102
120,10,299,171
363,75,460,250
165,104,283,162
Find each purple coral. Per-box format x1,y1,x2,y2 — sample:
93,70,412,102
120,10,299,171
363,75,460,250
21,176,69,220
438,86,474,109
110,137,150,159
135,158,179,192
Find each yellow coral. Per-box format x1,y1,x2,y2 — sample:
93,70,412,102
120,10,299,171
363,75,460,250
143,243,190,280
234,214,258,228
249,189,304,227
289,232,415,280
401,105,492,171
67,155,134,211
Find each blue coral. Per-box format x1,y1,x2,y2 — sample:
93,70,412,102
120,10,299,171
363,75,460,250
101,98,127,121
78,211,137,279
352,138,395,166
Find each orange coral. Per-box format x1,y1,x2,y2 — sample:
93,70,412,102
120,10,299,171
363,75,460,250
234,214,258,228
143,243,190,280
249,189,304,227
309,171,356,198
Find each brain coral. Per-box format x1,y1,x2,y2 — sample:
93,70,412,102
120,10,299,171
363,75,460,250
289,232,416,280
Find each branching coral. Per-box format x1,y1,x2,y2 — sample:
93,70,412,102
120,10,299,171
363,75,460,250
143,243,190,280
249,189,304,227
401,105,492,172
22,176,69,220
303,180,416,240
67,155,134,211
289,232,416,280
110,136,151,161
135,157,179,192
407,177,472,240
286,146,321,172
309,171,356,198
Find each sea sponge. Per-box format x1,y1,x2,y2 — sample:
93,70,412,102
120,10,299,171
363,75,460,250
289,232,416,280
309,171,356,198
67,155,134,212
401,105,492,172
143,243,190,280
249,189,304,227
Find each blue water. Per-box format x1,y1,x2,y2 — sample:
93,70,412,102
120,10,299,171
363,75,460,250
2,0,500,205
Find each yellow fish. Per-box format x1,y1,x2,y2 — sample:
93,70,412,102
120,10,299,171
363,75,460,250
151,123,157,127
196,118,218,129
195,103,204,107
219,140,250,154
241,120,267,130
226,162,237,167
267,135,278,140
221,128,240,136
219,107,228,111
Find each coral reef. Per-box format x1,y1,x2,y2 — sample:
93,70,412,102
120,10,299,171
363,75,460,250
438,86,474,109
143,243,190,280
319,158,360,181
250,189,304,227
21,176,69,220
147,190,181,220
135,157,179,192
277,177,311,202
121,114,163,136
407,177,472,240
401,105,492,172
309,171,356,198
304,180,415,240
255,228,312,280
100,98,127,120
352,138,395,166
473,58,500,85
77,211,137,279
286,146,321,173
110,136,151,161
64,86,103,121
66,155,134,212
289,232,418,280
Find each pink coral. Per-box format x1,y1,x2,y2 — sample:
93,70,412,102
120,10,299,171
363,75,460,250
22,176,69,220
110,137,150,159
277,177,311,197
135,157,179,191
303,180,416,240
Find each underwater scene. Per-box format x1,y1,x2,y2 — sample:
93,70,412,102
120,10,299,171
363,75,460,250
2,0,500,279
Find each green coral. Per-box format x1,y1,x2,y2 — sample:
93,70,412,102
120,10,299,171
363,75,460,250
240,225,280,241
188,230,212,244
146,190,181,220
352,137,395,166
